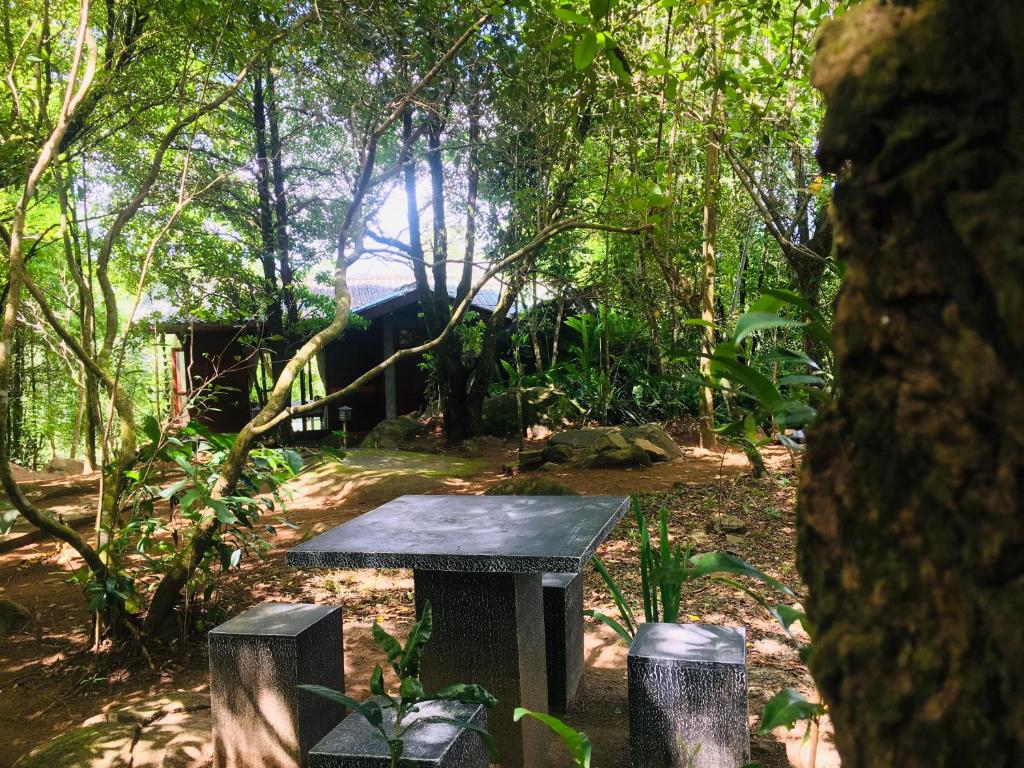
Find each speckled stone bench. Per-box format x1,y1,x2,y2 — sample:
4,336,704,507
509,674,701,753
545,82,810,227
308,698,489,768
628,622,749,768
542,572,584,713
209,602,346,768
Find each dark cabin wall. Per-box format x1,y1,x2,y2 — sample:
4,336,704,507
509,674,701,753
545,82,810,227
324,302,430,433
182,328,256,434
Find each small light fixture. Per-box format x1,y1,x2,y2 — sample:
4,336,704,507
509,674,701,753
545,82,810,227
337,405,353,448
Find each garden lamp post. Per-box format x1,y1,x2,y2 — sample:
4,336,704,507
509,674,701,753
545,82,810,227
338,405,353,448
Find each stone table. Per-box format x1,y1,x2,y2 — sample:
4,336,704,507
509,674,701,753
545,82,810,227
287,494,630,768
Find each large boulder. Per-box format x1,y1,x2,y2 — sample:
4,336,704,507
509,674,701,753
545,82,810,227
482,386,569,438
360,414,421,449
484,476,580,496
581,445,653,469
619,424,684,459
541,424,682,471
542,443,577,463
632,437,671,463
13,693,213,768
548,428,619,453
46,456,86,474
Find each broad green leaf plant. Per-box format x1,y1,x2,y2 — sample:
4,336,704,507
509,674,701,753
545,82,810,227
514,708,592,767
586,495,794,644
78,417,302,630
302,602,498,768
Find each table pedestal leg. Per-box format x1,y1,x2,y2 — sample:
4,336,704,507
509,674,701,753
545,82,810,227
414,570,549,768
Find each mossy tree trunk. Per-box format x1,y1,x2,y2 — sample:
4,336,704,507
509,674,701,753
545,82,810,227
798,2,1024,765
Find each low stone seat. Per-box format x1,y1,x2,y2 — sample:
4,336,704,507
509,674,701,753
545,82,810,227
308,698,489,768
628,622,748,768
542,572,584,713
209,602,345,768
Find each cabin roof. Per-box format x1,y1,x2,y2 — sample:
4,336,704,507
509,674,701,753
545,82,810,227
158,280,506,334
309,281,504,319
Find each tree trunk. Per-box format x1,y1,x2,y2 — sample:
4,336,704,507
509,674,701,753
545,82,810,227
798,2,1024,766
252,67,291,442
698,89,720,451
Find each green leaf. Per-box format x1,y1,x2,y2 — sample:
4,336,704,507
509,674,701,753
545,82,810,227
734,311,806,345
369,664,385,696
710,354,784,411
574,31,600,70
771,400,817,428
552,6,591,25
605,46,631,83
514,708,591,767
589,0,609,21
158,478,188,500
591,556,637,636
372,622,403,665
758,689,825,734
583,608,634,644
687,551,796,598
142,415,161,444
209,499,237,525
401,601,433,677
281,449,304,476
399,676,424,701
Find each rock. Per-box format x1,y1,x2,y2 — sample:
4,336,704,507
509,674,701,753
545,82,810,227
538,462,561,472
548,428,618,453
619,424,684,459
46,456,86,474
482,386,569,438
360,414,421,449
710,515,748,534
542,444,576,463
14,693,213,768
518,449,545,468
581,445,652,469
632,437,671,463
725,534,746,548
485,477,580,496
606,430,629,449
0,599,31,636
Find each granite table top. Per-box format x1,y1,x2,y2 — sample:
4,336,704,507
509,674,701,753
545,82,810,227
287,494,631,573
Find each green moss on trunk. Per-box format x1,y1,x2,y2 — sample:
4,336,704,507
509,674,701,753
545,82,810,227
799,2,1024,765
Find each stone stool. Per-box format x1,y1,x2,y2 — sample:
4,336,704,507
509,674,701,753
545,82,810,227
308,698,489,767
542,572,584,713
209,602,346,768
628,623,748,768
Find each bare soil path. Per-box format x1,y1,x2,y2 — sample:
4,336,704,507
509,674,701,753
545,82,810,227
0,436,837,768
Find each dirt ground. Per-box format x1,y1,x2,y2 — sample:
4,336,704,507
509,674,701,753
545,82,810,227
0,432,837,768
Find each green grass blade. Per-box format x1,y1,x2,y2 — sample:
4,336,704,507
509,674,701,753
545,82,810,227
584,608,634,644
591,555,637,636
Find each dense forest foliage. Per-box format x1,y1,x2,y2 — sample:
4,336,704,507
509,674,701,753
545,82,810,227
2,0,841,638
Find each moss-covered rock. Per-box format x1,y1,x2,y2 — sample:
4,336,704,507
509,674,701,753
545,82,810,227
581,445,652,469
548,428,618,453
360,415,421,449
542,443,577,463
619,424,684,459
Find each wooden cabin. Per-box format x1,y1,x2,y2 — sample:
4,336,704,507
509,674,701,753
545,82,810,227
165,281,505,438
